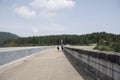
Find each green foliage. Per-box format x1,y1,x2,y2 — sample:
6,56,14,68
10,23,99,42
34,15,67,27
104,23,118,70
94,45,113,51
111,42,120,52
0,32,19,46
2,32,120,52
94,39,120,52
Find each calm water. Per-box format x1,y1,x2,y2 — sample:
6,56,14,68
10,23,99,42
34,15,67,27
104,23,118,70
0,46,53,65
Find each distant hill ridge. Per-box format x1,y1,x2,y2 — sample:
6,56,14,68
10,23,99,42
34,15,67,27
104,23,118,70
3,32,120,46
0,32,19,45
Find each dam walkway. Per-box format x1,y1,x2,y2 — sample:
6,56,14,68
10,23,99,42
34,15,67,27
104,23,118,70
0,48,95,80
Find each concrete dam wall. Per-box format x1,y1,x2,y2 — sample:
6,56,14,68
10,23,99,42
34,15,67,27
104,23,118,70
0,46,53,66
64,47,120,80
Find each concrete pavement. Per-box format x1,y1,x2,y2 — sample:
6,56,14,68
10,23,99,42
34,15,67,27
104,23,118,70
0,48,94,80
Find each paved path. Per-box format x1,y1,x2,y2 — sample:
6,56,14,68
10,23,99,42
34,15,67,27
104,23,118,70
0,48,94,80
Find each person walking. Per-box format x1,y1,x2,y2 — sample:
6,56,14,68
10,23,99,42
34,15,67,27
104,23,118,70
57,46,59,51
61,45,63,51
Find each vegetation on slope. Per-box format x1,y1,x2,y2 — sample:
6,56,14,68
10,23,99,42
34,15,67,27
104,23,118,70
0,32,19,46
2,32,120,52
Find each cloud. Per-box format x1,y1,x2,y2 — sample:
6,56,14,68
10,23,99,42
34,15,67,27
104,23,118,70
14,0,75,18
14,6,36,18
30,0,75,11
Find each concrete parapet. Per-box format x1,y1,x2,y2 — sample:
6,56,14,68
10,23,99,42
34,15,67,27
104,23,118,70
64,47,120,80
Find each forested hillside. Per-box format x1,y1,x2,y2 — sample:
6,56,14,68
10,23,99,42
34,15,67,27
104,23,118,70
3,32,120,52
0,32,19,46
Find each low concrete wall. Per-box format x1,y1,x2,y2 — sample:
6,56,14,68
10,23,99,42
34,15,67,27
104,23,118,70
0,46,53,66
64,47,120,80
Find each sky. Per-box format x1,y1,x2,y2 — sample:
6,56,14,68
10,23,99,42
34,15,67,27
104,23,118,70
0,0,120,37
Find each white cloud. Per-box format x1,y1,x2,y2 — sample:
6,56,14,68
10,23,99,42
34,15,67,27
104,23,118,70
14,6,36,18
14,0,75,18
30,0,75,11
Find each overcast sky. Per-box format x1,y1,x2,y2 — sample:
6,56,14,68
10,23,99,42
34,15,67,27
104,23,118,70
0,0,120,37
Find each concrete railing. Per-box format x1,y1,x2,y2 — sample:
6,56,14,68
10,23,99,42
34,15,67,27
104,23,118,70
0,46,53,66
64,47,120,80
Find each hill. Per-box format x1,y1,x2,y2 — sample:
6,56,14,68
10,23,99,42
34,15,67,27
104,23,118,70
0,32,19,46
3,32,120,52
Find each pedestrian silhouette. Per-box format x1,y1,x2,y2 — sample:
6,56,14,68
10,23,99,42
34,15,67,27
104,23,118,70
57,46,59,51
61,46,63,51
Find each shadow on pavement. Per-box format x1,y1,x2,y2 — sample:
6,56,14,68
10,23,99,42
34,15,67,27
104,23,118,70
63,50,96,80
